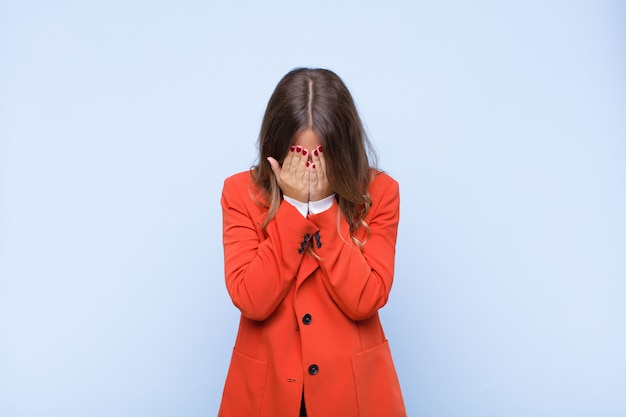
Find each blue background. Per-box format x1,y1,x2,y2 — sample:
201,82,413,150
1,1,625,416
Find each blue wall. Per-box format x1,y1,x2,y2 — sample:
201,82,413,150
1,1,624,416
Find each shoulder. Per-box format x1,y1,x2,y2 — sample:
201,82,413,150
222,169,267,209
369,170,399,198
366,170,400,217
223,170,256,195
224,170,253,188
359,169,400,226
222,170,254,204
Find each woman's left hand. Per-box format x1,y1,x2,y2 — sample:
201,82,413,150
309,145,333,201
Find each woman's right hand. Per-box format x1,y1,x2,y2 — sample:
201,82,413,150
267,146,310,202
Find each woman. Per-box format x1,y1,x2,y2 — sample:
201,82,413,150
218,68,406,417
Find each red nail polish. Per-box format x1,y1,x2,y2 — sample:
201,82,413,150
290,146,295,152
312,163,316,169
302,149,308,156
318,146,323,153
296,146,302,153
313,149,318,156
306,161,310,167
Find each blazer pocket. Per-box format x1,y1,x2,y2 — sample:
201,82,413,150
219,349,268,417
350,340,406,417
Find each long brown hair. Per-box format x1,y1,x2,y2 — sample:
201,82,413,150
252,68,376,246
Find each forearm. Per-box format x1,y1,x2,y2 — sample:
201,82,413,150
308,184,399,321
223,199,318,320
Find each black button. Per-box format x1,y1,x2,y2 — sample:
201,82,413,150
299,233,311,254
308,364,319,375
302,314,312,325
314,232,322,248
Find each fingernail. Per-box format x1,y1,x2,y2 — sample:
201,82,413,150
296,146,302,153
313,149,318,156
290,146,295,152
306,161,310,167
312,163,316,169
302,149,308,156
318,146,323,153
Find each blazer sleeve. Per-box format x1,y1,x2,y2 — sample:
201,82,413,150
307,174,400,321
221,176,319,321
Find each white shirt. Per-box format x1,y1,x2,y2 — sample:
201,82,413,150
283,194,336,217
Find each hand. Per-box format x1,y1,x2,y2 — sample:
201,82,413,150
309,145,333,201
267,146,310,202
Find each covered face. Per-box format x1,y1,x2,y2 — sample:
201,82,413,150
291,129,323,162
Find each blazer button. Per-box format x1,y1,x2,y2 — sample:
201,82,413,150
313,232,322,248
308,364,319,375
302,314,312,325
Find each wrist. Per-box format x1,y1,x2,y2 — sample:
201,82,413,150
282,189,308,203
309,192,333,202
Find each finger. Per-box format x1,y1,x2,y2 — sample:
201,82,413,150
311,146,320,166
282,146,296,172
310,148,321,183
303,163,311,189
316,146,327,179
288,146,304,175
309,161,318,184
267,157,281,178
294,147,308,176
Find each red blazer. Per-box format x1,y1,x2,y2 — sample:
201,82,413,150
218,170,406,417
